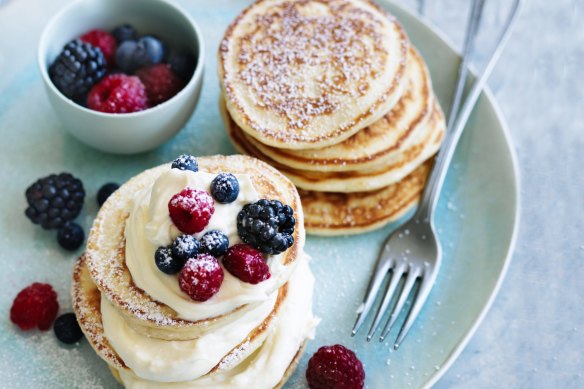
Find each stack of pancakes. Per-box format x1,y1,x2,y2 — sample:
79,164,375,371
73,155,317,388
219,0,445,235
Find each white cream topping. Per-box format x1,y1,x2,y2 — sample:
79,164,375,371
125,169,296,321
112,256,318,389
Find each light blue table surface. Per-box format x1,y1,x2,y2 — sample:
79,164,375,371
0,0,582,388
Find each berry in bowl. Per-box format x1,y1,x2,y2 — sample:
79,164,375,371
38,0,205,154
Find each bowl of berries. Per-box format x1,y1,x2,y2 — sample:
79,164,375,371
38,0,204,154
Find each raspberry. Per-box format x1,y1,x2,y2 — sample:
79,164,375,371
80,29,117,67
223,244,270,284
87,74,148,114
135,64,186,106
306,345,365,389
10,283,59,331
179,254,224,301
168,187,215,234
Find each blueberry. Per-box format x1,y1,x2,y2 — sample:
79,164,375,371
171,235,200,263
115,40,138,72
171,154,198,172
57,222,84,251
97,182,120,207
112,24,137,43
132,36,164,68
155,246,183,274
53,313,83,344
211,173,239,204
200,230,229,257
169,52,197,80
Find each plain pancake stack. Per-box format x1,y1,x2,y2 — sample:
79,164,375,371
219,0,446,235
73,155,318,388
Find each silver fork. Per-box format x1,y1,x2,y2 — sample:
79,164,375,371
351,0,522,349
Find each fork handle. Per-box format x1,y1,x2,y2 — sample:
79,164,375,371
415,0,522,220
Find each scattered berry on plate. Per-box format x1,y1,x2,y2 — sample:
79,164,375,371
171,154,198,172
223,244,270,284
49,40,106,103
154,246,183,275
87,74,148,113
10,283,59,331
112,24,137,44
25,173,85,230
200,230,229,257
179,254,224,301
135,64,185,106
237,199,295,255
80,29,117,66
53,313,84,344
306,344,365,389
57,222,85,251
168,52,197,80
97,182,120,206
168,187,215,234
171,234,200,263
210,173,240,204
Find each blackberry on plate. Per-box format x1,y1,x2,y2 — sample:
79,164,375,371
200,230,229,257
97,182,120,207
53,313,84,344
237,199,295,255
155,246,184,274
25,173,85,230
211,173,239,204
171,155,198,172
171,235,200,263
57,222,85,251
49,40,106,103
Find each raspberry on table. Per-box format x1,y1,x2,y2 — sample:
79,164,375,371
57,222,85,251
168,187,215,234
49,40,106,103
171,155,198,172
306,344,365,389
223,244,270,284
179,254,224,301
210,173,240,204
135,64,186,106
53,313,84,344
10,283,59,331
87,74,148,114
25,172,85,230
200,230,229,257
237,199,296,255
80,29,117,67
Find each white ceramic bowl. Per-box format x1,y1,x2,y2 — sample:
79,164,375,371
38,0,205,154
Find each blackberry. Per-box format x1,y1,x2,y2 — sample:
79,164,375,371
25,173,85,230
57,222,85,251
171,235,200,263
171,154,198,172
49,40,106,103
200,230,229,257
211,173,239,204
97,182,119,206
236,199,295,255
53,313,84,344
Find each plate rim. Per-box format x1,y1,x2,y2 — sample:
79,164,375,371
379,2,522,388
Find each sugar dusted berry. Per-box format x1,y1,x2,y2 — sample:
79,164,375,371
200,230,229,257
10,283,59,331
155,246,184,275
136,64,186,106
80,29,117,66
87,74,148,114
57,222,85,251
210,173,239,204
171,235,200,263
168,188,214,234
53,313,84,344
179,254,224,302
306,345,365,389
171,155,198,172
223,244,270,284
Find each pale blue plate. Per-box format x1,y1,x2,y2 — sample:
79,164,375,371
0,1,518,388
